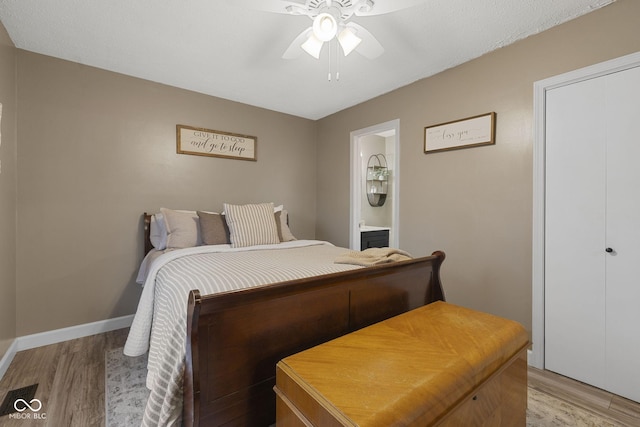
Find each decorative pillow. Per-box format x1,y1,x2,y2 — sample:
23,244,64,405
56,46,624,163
274,210,296,242
150,213,168,250
197,211,230,245
221,204,283,215
223,202,280,248
160,208,200,249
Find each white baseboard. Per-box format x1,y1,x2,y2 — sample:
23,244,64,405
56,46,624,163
0,339,18,381
0,315,134,381
527,348,544,369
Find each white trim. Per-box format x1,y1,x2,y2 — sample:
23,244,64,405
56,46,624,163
350,119,401,250
0,315,134,381
16,314,134,351
350,132,361,250
531,51,640,370
0,339,18,380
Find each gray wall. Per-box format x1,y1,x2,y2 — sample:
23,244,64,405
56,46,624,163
15,52,317,336
0,21,17,358
315,0,640,336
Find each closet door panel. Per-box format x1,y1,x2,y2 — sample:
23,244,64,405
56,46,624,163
604,66,640,402
544,78,607,389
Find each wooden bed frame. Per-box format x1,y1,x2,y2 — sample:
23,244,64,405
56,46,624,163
142,214,446,427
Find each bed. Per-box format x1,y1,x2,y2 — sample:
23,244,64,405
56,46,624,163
125,205,446,427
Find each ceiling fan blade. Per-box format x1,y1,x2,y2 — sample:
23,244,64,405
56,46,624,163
282,27,314,59
236,0,308,15
345,22,384,59
354,0,427,16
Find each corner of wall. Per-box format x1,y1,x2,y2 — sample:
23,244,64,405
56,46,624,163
0,18,18,364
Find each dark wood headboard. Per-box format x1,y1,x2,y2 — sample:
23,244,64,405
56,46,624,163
143,213,153,255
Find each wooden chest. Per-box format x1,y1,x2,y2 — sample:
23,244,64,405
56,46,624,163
274,301,529,426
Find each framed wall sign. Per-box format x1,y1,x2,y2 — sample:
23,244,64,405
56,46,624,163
177,124,257,161
424,112,496,154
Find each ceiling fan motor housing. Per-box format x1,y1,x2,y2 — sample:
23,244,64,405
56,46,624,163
306,0,372,21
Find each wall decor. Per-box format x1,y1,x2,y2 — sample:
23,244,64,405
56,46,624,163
424,112,496,154
177,124,257,161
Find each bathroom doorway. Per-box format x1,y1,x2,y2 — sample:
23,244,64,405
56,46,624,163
350,119,400,250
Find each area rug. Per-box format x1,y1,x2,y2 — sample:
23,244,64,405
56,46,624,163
105,348,149,427
526,387,621,427
105,348,621,426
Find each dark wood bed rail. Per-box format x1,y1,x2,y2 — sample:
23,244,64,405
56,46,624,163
184,251,446,427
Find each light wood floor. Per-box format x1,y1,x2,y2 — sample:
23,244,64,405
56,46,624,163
528,367,640,426
0,329,639,426
0,328,128,427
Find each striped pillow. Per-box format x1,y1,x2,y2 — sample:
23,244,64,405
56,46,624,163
223,202,280,248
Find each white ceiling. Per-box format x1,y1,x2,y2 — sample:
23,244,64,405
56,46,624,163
0,0,614,120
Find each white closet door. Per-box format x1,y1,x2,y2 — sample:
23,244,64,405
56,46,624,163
545,77,607,390
604,66,640,402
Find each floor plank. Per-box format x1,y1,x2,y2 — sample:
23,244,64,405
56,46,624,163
0,329,127,427
1,329,639,426
528,366,640,426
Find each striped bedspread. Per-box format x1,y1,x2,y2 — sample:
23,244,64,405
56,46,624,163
124,240,359,426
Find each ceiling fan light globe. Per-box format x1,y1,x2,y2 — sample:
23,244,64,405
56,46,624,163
338,27,362,56
301,34,324,59
312,13,338,42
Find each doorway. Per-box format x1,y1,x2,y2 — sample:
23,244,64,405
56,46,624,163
529,53,640,382
350,119,400,250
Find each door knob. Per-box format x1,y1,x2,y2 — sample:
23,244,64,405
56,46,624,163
606,247,614,253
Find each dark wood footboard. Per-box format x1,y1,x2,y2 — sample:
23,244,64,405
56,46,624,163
183,251,446,427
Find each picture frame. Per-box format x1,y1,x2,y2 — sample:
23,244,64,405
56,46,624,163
424,112,496,154
177,124,257,161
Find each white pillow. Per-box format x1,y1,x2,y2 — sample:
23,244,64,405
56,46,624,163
223,202,280,248
160,208,201,249
149,213,168,250
276,210,297,242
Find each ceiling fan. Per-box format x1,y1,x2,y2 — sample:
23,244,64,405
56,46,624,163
245,0,426,60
